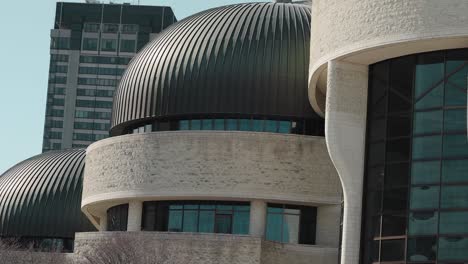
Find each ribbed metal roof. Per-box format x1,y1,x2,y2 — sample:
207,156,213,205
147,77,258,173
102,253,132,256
0,149,95,238
111,2,315,135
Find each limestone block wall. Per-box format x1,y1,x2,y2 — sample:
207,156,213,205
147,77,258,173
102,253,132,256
74,232,262,264
82,131,342,221
261,241,338,264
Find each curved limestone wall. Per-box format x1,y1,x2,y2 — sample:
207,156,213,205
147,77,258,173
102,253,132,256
82,131,341,223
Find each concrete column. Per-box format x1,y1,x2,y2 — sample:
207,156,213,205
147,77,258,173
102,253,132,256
249,200,267,237
325,60,368,264
127,201,143,231
99,214,107,231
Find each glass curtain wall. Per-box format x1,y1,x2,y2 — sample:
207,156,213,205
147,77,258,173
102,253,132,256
363,49,468,263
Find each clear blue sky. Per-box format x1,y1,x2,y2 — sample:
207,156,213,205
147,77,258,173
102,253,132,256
0,0,259,175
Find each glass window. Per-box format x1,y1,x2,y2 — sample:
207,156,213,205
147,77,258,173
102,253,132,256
265,120,278,133
438,237,468,261
50,37,70,49
103,24,119,33
412,161,440,184
442,159,468,183
441,185,468,208
439,211,468,234
265,204,316,245
202,120,212,130
412,136,442,160
407,237,437,262
82,38,98,51
410,186,439,210
382,214,406,236
252,120,263,132
443,134,468,158
198,211,215,233
183,210,198,232
121,24,138,34
83,23,100,32
120,39,136,53
386,138,410,162
278,121,291,133
191,120,201,130
444,109,466,133
226,119,237,130
414,53,444,110
380,239,405,262
239,119,251,131
101,39,117,52
168,210,182,232
413,110,443,135
408,211,438,235
387,113,411,138
107,204,128,231
444,60,468,107
214,119,224,130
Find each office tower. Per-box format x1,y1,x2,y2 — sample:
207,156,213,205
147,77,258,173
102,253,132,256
43,2,176,152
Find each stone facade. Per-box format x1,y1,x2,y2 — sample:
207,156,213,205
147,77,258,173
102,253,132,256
82,131,342,223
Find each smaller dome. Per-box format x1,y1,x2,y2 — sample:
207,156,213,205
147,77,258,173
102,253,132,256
0,149,94,239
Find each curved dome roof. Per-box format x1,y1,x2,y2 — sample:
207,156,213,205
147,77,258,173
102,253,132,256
111,2,315,135
0,149,95,238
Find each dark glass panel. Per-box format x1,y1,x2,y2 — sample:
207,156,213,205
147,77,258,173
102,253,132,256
198,211,215,233
142,203,156,231
382,214,406,236
369,61,389,119
214,119,224,130
412,136,442,160
415,84,444,110
367,166,385,190
107,204,128,231
412,160,440,184
444,109,467,133
388,89,411,113
409,211,438,235
439,211,468,235
386,138,410,162
368,142,385,166
239,119,251,131
442,159,468,183
369,118,386,141
380,239,405,262
414,52,444,98
265,120,278,132
179,120,189,130
443,134,468,158
202,119,213,130
266,213,282,242
232,211,249,234
389,56,414,101
387,113,411,138
383,188,407,212
365,190,383,215
441,186,468,209
299,207,317,244
410,186,440,210
168,210,182,232
385,163,409,189
214,215,231,234
278,121,291,133
444,60,468,107
191,120,201,130
413,110,443,135
438,237,468,261
407,237,437,262
226,119,238,130
253,120,263,132
182,210,198,232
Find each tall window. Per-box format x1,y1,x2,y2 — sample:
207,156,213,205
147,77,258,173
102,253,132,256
363,48,468,263
101,39,117,52
142,201,250,235
265,204,317,245
107,204,128,231
120,39,136,53
83,38,98,51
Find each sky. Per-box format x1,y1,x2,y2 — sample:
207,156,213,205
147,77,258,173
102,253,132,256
0,0,260,175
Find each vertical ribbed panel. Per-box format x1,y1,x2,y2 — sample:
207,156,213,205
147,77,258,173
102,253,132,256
111,3,315,134
0,149,95,238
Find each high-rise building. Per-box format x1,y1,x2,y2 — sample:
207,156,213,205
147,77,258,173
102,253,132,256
42,2,176,152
